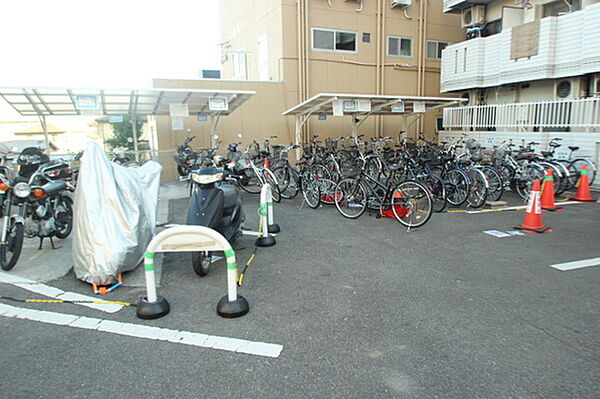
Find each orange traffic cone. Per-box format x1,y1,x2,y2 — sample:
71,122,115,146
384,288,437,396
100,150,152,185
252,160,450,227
540,169,563,211
570,164,595,202
513,179,551,233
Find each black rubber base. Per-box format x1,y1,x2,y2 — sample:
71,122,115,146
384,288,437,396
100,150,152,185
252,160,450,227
268,223,280,233
256,235,276,247
542,206,563,211
513,225,551,234
136,295,170,320
217,295,249,318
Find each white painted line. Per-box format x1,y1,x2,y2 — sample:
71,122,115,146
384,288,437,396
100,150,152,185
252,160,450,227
0,271,123,313
0,303,283,358
550,257,600,271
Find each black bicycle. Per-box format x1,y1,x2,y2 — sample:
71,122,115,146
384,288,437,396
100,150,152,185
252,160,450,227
333,162,433,229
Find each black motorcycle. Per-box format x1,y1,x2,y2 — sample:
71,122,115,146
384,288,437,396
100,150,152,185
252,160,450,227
174,136,201,177
0,148,74,270
186,167,245,276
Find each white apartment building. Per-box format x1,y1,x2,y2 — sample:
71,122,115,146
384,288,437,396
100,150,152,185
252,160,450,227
438,0,600,184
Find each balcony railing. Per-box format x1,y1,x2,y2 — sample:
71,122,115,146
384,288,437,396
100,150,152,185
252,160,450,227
441,3,600,92
443,98,600,130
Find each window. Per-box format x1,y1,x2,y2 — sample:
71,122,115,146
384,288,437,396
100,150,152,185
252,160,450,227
232,50,246,78
427,40,450,60
387,36,412,57
312,28,357,53
543,0,581,17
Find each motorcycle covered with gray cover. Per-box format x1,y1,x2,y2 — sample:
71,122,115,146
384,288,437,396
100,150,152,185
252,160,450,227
72,142,161,284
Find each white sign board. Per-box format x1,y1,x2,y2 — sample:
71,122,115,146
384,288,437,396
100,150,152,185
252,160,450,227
486,136,495,146
208,97,229,111
413,102,426,113
357,100,371,112
332,100,343,116
171,117,184,131
391,102,405,113
169,103,189,117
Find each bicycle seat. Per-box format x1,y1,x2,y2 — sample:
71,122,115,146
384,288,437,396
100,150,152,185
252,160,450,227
541,151,553,157
388,164,401,171
471,155,482,162
516,155,535,161
568,146,579,152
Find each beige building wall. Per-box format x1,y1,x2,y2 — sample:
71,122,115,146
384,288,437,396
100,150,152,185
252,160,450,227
153,1,465,179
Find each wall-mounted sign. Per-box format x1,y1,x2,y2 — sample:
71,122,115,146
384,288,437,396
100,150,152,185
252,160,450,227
197,112,208,122
357,100,371,112
332,100,343,116
413,102,426,113
208,97,228,111
342,100,357,112
169,103,189,117
75,95,99,110
318,113,327,120
108,114,123,123
171,116,184,131
391,101,405,112
486,136,495,146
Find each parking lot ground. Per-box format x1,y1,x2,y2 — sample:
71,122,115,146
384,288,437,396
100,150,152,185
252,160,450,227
0,189,599,399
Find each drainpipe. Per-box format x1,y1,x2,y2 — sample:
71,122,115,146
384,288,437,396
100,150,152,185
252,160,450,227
380,0,387,137
376,0,382,137
420,0,429,135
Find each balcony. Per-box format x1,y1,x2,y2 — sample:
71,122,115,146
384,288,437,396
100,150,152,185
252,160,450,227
443,98,600,131
440,3,600,92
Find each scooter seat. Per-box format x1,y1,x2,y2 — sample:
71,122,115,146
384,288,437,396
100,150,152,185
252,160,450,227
219,184,238,210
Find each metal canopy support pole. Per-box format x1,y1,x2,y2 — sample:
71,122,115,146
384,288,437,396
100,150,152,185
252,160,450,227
131,114,139,162
209,112,222,149
351,116,360,137
295,116,302,159
39,114,49,151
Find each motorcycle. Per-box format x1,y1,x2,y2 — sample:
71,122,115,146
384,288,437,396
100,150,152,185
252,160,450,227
174,136,201,177
0,148,74,270
112,147,141,168
185,166,245,277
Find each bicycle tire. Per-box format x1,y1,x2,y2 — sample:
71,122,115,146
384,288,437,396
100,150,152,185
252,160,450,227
238,168,262,194
316,178,338,205
390,180,433,228
301,173,320,209
263,168,281,203
466,168,488,208
423,174,447,213
334,178,367,219
445,168,470,206
481,166,503,202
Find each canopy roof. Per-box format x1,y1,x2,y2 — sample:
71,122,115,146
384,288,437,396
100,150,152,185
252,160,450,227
0,87,255,117
282,93,466,117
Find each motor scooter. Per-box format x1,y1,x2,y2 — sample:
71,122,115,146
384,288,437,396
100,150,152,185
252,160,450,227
186,166,245,276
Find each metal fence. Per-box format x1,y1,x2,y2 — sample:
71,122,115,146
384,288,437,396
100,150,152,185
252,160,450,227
443,98,600,131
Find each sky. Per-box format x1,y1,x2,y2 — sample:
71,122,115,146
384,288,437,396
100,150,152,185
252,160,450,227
0,0,221,118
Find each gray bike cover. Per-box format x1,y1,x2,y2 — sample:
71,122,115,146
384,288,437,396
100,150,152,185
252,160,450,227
72,142,162,283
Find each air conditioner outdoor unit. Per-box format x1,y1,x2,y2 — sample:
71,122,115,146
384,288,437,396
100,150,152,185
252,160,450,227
554,79,583,100
461,5,486,28
391,0,412,8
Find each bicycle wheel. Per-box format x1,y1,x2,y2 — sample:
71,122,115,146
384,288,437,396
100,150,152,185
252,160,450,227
316,178,339,205
310,164,332,180
301,172,320,209
423,174,447,212
274,167,299,199
481,166,503,202
538,162,563,195
466,168,488,208
390,180,433,228
569,158,597,188
334,178,367,219
263,168,281,203
323,159,341,182
444,169,469,206
497,163,515,191
514,165,545,201
0,219,24,271
238,167,262,194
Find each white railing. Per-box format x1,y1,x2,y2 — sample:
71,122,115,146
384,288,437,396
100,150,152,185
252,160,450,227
443,98,600,130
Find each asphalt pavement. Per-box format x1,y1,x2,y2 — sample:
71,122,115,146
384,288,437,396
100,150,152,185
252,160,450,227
0,187,599,399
